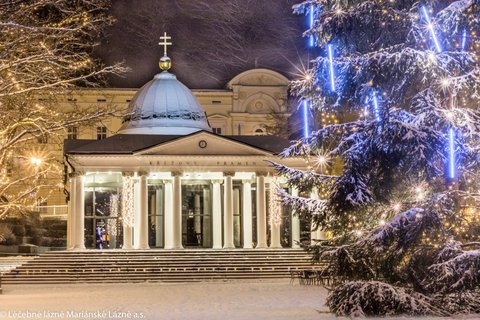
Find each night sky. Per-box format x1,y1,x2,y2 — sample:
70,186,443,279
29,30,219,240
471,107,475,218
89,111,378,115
95,0,311,89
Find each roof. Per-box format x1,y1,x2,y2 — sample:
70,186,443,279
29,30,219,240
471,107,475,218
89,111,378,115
64,131,291,155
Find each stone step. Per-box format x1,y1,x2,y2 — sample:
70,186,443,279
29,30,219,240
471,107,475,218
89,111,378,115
3,249,312,284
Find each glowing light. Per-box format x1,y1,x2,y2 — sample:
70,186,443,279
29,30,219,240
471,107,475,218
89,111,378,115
421,6,442,53
309,5,315,47
392,203,402,211
303,100,310,139
328,44,336,92
314,150,331,171
440,78,451,88
448,128,456,179
372,92,381,122
427,52,437,64
30,157,42,166
415,185,425,201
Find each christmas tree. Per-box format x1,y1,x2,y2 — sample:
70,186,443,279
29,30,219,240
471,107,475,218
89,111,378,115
274,0,480,316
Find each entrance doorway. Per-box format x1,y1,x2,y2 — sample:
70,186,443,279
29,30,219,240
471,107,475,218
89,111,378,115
181,182,212,248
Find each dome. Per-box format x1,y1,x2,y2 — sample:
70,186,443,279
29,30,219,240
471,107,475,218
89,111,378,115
118,71,211,135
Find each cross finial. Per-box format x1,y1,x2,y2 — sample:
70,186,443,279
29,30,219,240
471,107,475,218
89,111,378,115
159,32,172,57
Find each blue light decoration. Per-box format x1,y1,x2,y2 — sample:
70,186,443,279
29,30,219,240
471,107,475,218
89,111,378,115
448,128,456,179
309,5,315,47
461,29,468,51
303,100,310,138
372,92,381,122
328,44,336,92
421,6,442,53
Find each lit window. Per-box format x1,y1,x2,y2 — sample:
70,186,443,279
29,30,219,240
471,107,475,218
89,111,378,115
67,126,78,140
212,127,222,135
97,126,107,140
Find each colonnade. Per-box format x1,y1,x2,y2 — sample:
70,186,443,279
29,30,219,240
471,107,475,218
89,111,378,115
67,171,323,250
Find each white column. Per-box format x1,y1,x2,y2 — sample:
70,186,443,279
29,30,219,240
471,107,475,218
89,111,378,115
155,188,163,247
212,180,223,249
72,173,85,250
172,172,183,249
136,174,149,249
67,174,75,250
163,180,174,249
133,179,140,248
123,226,133,250
310,187,326,243
233,188,240,247
242,180,253,248
194,193,201,245
291,187,301,248
202,188,211,247
256,173,268,248
223,173,235,249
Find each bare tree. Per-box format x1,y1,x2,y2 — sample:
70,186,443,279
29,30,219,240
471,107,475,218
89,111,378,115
0,0,127,218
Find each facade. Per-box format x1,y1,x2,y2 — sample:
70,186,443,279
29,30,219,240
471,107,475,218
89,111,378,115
64,54,316,250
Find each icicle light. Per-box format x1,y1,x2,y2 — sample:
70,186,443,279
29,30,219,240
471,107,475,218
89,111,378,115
421,6,442,53
372,92,381,122
303,100,310,138
309,5,315,47
461,29,468,51
328,44,336,92
448,128,456,179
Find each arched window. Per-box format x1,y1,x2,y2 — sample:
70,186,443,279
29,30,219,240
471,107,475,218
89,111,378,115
254,128,265,136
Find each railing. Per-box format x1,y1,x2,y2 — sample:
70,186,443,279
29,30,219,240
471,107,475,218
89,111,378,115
35,205,68,219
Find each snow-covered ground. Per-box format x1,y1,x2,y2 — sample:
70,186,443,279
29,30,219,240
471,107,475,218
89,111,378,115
0,280,335,320
1,280,479,320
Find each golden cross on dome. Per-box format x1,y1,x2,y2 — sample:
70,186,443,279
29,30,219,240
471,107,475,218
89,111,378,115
158,32,172,57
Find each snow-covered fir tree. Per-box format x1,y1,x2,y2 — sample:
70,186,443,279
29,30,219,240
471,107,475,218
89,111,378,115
0,0,126,218
274,0,480,316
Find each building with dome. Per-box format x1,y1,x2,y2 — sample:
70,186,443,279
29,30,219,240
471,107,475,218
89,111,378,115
61,36,315,251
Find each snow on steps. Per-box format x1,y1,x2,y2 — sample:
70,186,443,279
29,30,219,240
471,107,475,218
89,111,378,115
2,249,320,284
0,256,35,275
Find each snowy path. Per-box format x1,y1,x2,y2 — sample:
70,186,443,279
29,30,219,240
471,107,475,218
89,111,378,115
1,280,478,320
0,280,336,320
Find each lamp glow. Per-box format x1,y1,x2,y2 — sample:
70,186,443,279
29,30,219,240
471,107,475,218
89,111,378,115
30,157,42,166
421,6,442,53
328,44,336,92
303,100,310,138
448,128,455,179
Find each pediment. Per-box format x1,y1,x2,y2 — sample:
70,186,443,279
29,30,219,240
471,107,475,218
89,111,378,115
135,132,271,156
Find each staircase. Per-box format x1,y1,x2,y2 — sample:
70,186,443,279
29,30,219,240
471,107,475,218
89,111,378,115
1,249,314,284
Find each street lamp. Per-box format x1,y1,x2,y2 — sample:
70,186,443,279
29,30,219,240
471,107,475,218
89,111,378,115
30,157,42,167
